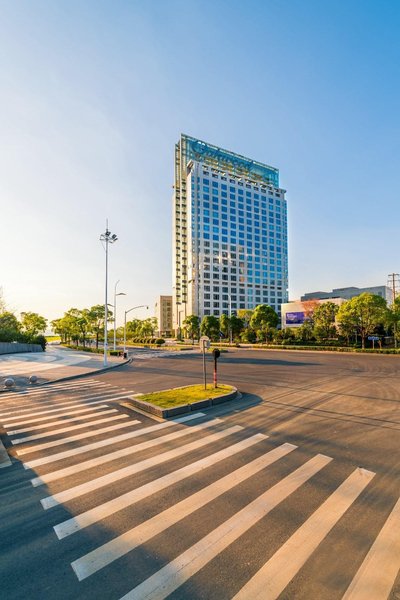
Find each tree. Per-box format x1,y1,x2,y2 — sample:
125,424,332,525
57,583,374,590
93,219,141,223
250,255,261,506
230,315,245,340
0,311,21,342
312,302,338,340
237,309,253,327
337,293,388,349
250,304,279,341
294,321,314,342
301,300,319,326
86,305,109,349
0,287,6,313
200,315,220,341
126,318,142,338
183,315,200,342
219,314,230,339
140,317,157,337
20,312,47,337
386,296,400,345
66,308,91,347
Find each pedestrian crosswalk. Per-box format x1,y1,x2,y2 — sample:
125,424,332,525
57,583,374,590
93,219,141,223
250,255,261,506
1,378,399,599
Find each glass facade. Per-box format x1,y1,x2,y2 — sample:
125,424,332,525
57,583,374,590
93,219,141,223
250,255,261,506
173,135,288,328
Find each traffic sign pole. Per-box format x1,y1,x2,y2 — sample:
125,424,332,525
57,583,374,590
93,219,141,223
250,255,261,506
203,346,207,390
212,349,221,389
199,336,210,391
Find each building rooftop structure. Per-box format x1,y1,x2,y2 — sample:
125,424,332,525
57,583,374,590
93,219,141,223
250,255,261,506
179,134,280,188
301,285,393,304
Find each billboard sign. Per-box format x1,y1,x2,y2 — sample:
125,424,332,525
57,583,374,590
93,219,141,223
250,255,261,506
285,311,305,325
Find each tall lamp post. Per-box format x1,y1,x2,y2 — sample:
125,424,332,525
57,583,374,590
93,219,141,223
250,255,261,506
113,280,126,351
100,223,118,367
124,305,149,355
227,293,233,345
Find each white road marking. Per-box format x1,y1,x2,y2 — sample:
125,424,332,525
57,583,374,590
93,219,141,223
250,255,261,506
341,495,400,600
0,388,128,416
6,409,118,434
233,467,375,600
4,403,111,427
72,442,296,580
118,454,333,600
41,423,241,508
0,380,102,399
3,392,134,423
28,417,215,473
54,433,267,539
11,413,125,445
16,419,139,455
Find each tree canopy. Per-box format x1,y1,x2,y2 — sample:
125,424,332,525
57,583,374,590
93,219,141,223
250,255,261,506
337,293,388,348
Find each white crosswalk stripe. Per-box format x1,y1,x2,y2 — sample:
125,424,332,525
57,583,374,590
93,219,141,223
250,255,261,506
0,379,106,400
3,393,135,429
16,419,140,454
12,413,128,446
341,496,400,600
6,409,119,434
0,390,134,419
1,391,132,427
4,403,111,428
0,385,115,413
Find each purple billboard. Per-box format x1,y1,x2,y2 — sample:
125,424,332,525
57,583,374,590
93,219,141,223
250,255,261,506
285,311,305,325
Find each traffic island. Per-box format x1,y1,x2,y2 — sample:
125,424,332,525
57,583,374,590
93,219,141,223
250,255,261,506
128,384,238,418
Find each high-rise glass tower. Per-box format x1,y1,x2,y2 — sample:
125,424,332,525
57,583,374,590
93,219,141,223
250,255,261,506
173,134,288,331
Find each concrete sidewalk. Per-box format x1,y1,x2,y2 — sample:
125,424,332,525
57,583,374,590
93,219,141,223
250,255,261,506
0,347,130,467
0,346,130,391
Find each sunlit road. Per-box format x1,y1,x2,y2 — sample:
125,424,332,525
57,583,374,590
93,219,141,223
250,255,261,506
0,349,399,599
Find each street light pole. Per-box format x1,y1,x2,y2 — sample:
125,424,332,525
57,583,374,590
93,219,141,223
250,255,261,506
228,293,233,345
100,222,118,367
123,305,149,355
113,280,126,351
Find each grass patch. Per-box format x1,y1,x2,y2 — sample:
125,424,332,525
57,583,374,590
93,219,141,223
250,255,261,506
139,384,234,408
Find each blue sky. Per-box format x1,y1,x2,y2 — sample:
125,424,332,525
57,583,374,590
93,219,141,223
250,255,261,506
1,0,399,324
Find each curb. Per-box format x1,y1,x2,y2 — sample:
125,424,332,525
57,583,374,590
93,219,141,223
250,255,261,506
127,387,238,419
39,357,132,387
0,358,132,394
0,439,11,468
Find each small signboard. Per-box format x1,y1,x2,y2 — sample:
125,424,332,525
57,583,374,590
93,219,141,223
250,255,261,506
367,336,380,341
199,336,211,349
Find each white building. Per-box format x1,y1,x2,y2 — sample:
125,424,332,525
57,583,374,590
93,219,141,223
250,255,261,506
173,134,288,331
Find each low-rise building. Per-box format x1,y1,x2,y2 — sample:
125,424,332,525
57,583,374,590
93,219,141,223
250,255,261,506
154,296,173,337
281,297,345,328
301,285,393,304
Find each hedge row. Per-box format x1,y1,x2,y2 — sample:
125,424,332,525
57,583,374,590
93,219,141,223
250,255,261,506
128,337,165,345
244,344,400,354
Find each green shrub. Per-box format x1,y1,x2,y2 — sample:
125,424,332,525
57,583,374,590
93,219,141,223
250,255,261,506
155,338,165,345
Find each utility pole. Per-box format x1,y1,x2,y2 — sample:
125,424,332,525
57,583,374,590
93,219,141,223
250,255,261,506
388,273,400,349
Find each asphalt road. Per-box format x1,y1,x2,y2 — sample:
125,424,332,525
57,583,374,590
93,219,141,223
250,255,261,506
0,348,399,599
